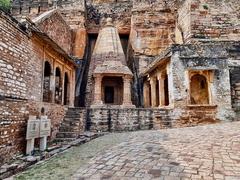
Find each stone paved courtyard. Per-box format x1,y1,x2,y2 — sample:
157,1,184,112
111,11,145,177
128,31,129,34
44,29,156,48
73,122,240,180
14,122,240,180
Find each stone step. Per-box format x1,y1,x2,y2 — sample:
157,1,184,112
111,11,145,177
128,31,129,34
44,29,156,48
56,132,79,138
59,126,79,132
54,138,77,142
65,113,81,118
61,121,80,127
66,108,82,112
63,117,80,122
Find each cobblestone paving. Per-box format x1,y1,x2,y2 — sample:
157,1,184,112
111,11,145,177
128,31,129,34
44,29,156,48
14,134,129,180
73,122,240,180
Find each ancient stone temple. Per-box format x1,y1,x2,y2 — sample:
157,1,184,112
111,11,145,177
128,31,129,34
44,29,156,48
89,18,134,107
0,0,240,165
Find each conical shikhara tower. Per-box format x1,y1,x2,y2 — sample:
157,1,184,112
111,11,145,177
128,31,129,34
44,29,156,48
90,18,134,107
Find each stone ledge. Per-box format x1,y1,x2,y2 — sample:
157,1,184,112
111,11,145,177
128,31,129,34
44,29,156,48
186,104,218,108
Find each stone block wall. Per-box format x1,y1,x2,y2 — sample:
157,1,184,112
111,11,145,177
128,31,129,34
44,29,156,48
87,108,154,132
176,0,191,43
177,0,240,42
130,0,176,73
170,44,235,121
86,0,132,34
84,107,219,133
34,10,73,54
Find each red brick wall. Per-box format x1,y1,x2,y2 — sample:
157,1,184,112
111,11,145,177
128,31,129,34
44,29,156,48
178,0,240,42
0,13,31,99
28,101,66,140
37,12,72,54
130,1,175,57
0,100,28,164
0,12,69,165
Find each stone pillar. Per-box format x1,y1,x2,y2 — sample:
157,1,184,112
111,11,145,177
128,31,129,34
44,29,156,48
122,76,133,106
150,78,157,107
50,75,55,103
50,61,56,103
158,73,165,107
93,74,103,105
143,81,150,107
61,66,65,105
70,70,75,107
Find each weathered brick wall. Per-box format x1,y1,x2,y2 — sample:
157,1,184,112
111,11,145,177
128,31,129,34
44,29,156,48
177,0,240,42
86,0,132,34
169,44,235,121
87,108,154,132
131,0,175,56
0,99,28,164
191,0,239,41
176,0,191,43
34,11,73,54
0,12,31,99
128,0,177,106
228,42,240,117
85,107,218,132
0,12,31,164
0,11,70,164
28,101,66,140
130,0,176,74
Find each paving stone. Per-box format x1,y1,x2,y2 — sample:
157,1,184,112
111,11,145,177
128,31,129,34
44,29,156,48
73,122,240,179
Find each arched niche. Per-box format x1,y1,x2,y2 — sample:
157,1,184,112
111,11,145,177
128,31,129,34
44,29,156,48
43,61,52,102
190,74,209,105
55,67,62,104
64,72,70,105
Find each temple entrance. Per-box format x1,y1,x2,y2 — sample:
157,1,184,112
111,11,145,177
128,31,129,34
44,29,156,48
104,86,114,104
102,77,123,105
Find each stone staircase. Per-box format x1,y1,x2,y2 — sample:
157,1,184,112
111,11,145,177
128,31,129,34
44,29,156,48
55,108,86,142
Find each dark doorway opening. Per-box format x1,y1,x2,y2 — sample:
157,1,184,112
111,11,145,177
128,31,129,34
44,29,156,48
119,34,129,57
164,76,169,106
105,86,114,104
64,73,69,105
156,79,160,106
55,67,62,104
102,76,123,105
43,61,52,102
